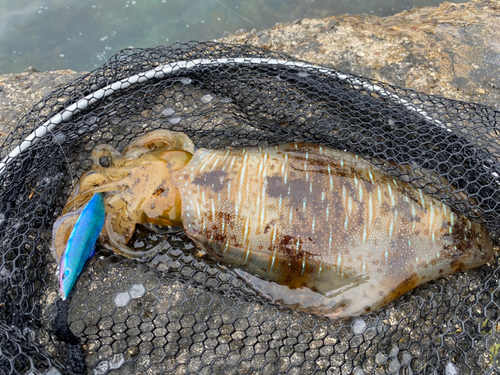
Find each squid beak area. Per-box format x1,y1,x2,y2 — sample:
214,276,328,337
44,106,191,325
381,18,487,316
143,195,183,227
107,210,137,246
140,173,184,227
141,155,190,227
159,150,193,168
103,193,142,253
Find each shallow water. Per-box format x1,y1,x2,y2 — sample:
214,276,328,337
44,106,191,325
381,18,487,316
0,0,466,74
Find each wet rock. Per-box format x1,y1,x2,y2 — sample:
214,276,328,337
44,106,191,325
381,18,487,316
0,69,83,144
220,0,500,110
257,34,271,47
23,66,40,73
1,0,499,146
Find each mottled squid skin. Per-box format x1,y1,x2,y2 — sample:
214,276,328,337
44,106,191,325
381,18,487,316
172,143,493,317
54,130,494,318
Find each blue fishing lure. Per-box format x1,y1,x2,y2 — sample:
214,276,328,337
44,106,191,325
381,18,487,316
58,193,105,300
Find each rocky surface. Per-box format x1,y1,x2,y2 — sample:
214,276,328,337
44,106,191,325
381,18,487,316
0,0,499,146
0,67,83,145
221,0,500,109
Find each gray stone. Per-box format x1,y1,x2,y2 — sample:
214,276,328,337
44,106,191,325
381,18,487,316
0,69,83,145
1,0,499,154
219,0,500,110
258,34,271,47
23,66,40,73
0,0,500,153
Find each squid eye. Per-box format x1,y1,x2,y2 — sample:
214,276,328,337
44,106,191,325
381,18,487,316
99,155,111,168
62,270,70,280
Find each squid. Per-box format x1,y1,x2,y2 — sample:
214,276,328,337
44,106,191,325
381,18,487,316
52,129,493,317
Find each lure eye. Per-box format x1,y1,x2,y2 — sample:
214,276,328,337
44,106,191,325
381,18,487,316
62,270,70,280
99,155,111,168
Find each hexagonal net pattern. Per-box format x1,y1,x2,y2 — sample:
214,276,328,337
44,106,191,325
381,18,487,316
0,42,499,375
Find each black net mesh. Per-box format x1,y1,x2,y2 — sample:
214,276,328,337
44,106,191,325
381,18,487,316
1,41,500,374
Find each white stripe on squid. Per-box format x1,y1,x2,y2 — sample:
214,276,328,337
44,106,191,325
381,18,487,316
211,201,216,224
429,205,434,236
221,150,230,171
244,243,251,264
235,151,248,220
210,154,221,170
269,225,278,272
259,153,269,229
368,194,373,227
328,231,333,255
419,189,425,210
195,189,202,224
243,216,250,244
328,164,333,191
223,240,230,254
284,152,288,184
304,152,308,181
200,151,218,172
201,190,206,207
387,184,395,207
229,155,237,170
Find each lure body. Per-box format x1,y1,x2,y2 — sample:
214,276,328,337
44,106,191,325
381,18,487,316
54,193,105,300
53,130,494,317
